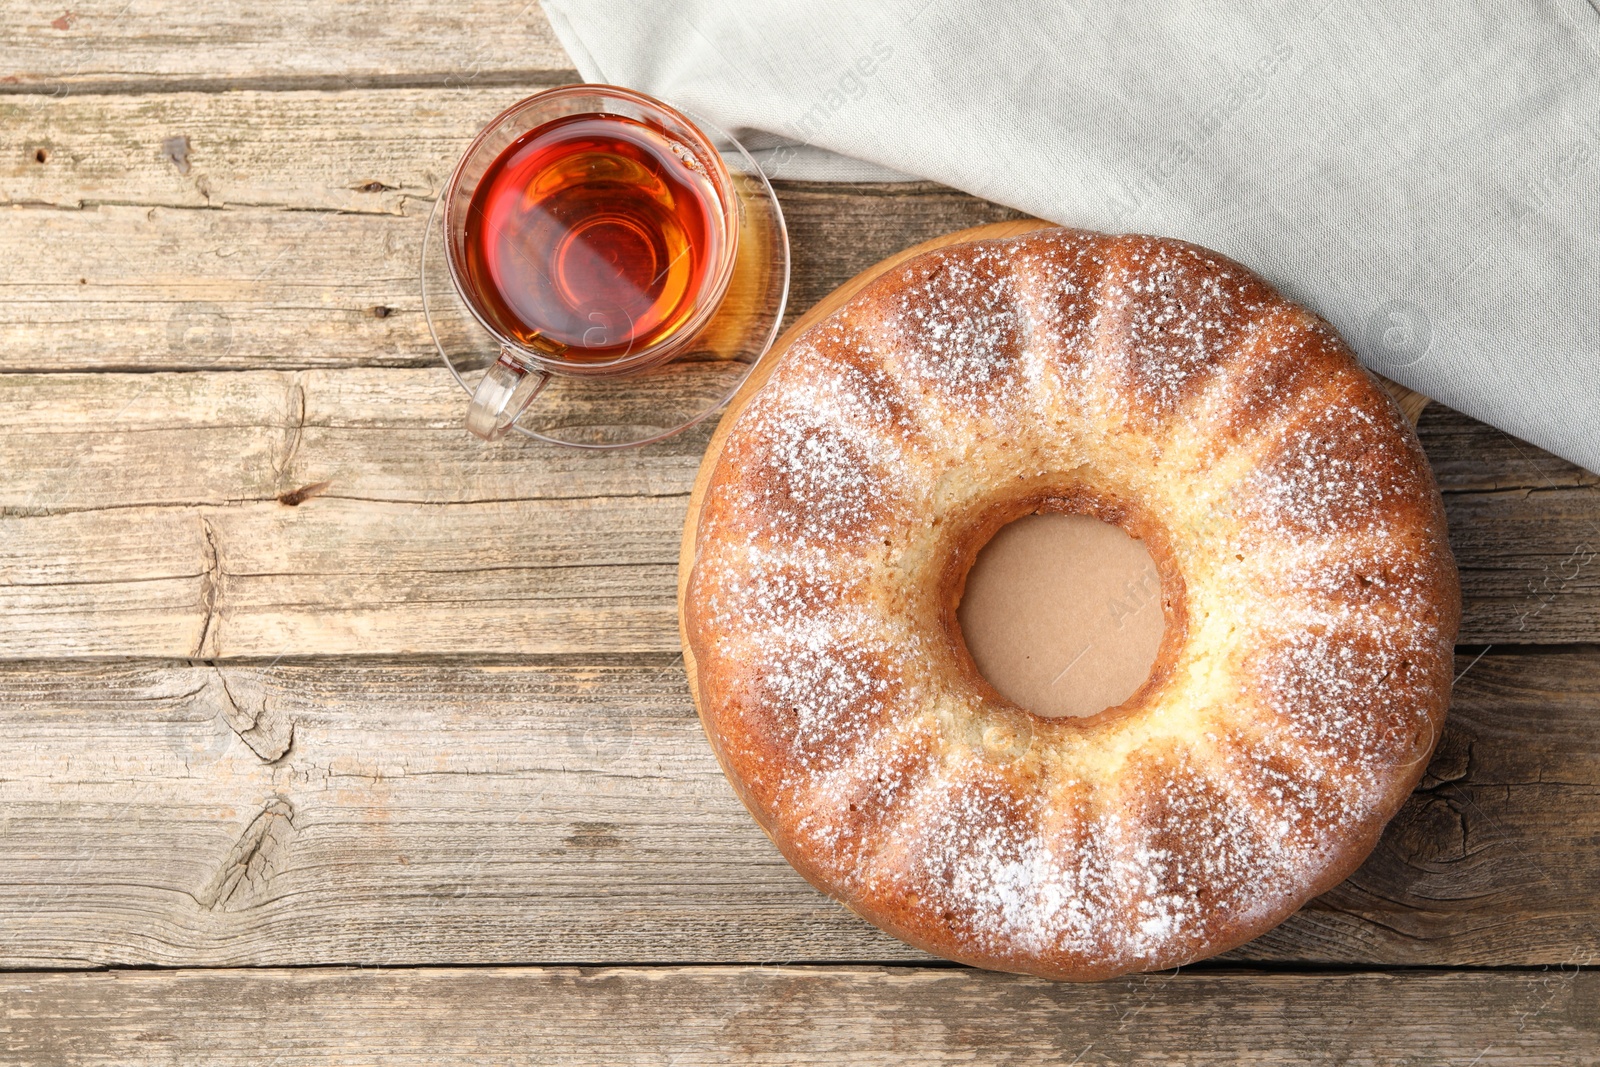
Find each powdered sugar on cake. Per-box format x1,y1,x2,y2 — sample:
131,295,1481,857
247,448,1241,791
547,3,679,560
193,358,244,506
684,226,1459,979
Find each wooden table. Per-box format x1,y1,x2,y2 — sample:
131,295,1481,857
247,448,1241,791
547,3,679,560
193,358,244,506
2,7,1597,1063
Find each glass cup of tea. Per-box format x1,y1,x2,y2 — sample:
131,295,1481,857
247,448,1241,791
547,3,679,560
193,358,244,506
433,85,781,442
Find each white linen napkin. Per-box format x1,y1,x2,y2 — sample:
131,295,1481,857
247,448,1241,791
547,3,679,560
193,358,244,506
542,0,1600,474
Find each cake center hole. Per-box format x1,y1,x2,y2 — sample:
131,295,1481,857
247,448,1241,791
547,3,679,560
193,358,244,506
958,513,1165,719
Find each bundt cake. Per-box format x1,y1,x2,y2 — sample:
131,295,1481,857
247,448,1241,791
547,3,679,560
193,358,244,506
682,227,1460,980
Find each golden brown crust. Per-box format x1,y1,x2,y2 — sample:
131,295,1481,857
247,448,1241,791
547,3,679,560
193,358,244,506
684,227,1460,981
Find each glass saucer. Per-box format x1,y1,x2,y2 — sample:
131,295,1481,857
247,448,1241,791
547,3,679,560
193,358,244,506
421,111,789,448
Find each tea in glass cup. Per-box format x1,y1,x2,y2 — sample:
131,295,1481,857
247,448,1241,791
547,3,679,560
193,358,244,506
441,86,742,439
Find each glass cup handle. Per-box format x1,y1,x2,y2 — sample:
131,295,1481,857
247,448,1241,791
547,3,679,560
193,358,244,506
466,349,551,441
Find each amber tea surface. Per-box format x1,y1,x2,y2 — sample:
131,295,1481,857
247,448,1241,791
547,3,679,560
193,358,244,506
459,112,729,361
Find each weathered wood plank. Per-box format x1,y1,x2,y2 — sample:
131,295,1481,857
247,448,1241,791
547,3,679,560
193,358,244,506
1423,407,1600,494
1445,491,1599,644
0,199,447,373
0,191,1020,374
0,369,699,657
3,88,543,213
0,367,708,513
0,90,1022,371
2,370,1596,657
0,2,571,91
0,650,1593,969
2,88,1008,231
0,497,685,658
0,658,907,968
3,964,1596,1066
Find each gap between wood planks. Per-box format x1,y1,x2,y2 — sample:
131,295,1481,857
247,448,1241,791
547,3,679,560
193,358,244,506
0,71,583,97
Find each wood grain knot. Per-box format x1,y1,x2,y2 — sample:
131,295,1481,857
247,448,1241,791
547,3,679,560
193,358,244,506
197,796,295,912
